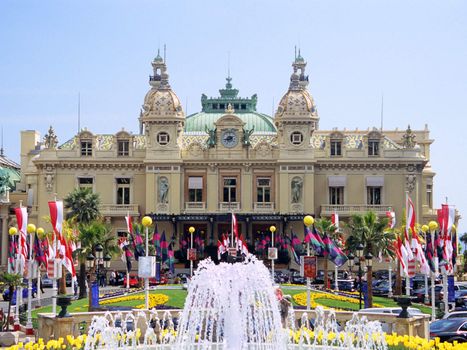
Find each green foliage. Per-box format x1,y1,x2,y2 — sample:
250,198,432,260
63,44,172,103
0,272,24,288
75,220,120,262
345,211,395,258
64,187,101,224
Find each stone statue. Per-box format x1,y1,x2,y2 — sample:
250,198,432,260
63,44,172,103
159,177,169,203
291,177,303,203
43,126,58,149
0,169,10,195
205,125,217,148
402,125,416,149
242,125,255,146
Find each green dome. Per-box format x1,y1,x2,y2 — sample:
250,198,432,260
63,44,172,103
0,153,21,190
185,111,276,133
185,76,277,133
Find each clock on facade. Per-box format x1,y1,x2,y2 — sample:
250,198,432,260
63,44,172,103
221,129,238,148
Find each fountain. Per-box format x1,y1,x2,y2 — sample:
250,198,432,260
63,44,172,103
84,255,388,349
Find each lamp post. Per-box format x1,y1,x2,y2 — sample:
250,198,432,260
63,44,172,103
388,260,393,298
365,252,373,308
303,215,314,311
189,226,195,277
270,225,276,283
356,243,364,310
142,216,152,310
428,220,439,321
25,223,39,335
9,227,21,331
85,251,95,309
421,224,430,304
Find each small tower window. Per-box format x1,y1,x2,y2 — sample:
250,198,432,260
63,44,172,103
368,140,379,156
290,131,304,145
330,141,342,156
118,140,130,156
157,132,170,145
80,140,92,156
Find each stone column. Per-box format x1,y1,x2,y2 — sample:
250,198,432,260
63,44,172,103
1,213,8,267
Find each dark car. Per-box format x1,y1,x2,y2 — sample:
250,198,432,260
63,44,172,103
273,271,289,284
413,285,443,304
114,271,126,286
123,274,140,288
430,318,467,342
3,284,38,305
373,280,395,296
331,279,355,292
455,290,467,307
289,271,306,285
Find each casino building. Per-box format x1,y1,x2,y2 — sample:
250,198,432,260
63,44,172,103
5,52,440,268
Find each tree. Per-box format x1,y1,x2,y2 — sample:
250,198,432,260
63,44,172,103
314,217,338,290
73,220,119,300
0,273,23,331
64,188,101,298
346,211,395,308
64,187,101,224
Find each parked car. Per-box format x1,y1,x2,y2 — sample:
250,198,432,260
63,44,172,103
273,271,289,284
176,273,190,284
3,283,38,305
359,307,424,333
412,285,443,304
114,271,126,286
149,275,168,286
289,271,306,285
373,280,395,296
123,274,140,288
41,274,53,288
443,311,467,320
430,318,467,342
331,279,355,292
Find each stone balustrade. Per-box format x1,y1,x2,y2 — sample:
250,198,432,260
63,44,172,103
37,308,430,341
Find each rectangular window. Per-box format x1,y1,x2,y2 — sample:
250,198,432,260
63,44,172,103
330,141,342,156
367,186,382,205
329,187,344,205
426,184,433,207
223,177,237,202
118,140,129,156
256,177,271,203
116,178,130,205
78,177,93,190
188,176,203,202
80,141,92,156
368,140,379,156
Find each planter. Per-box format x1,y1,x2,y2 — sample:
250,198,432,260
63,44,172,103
0,331,19,347
56,295,73,318
393,295,415,318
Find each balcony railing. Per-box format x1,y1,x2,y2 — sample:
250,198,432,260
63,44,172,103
100,204,139,217
321,204,391,216
219,202,240,211
254,202,275,213
185,202,206,212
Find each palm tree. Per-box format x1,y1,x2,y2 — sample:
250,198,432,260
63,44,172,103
74,220,120,299
314,218,338,290
64,187,101,223
346,211,395,308
64,188,102,298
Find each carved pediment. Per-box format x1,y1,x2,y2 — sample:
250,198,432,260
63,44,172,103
215,114,245,129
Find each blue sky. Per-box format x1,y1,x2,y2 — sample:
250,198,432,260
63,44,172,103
1,1,466,232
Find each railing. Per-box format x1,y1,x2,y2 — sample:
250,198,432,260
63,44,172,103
321,204,391,216
100,204,139,216
185,202,206,211
219,202,240,211
254,202,275,213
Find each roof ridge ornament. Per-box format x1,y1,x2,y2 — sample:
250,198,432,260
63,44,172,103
225,103,235,114
44,125,58,149
402,125,416,149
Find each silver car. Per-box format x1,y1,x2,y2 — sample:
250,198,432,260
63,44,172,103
41,274,53,288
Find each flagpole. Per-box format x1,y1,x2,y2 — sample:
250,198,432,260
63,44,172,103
26,224,35,335
14,201,23,331
429,221,438,321
126,211,130,290
405,192,411,297
53,195,58,315
37,263,41,307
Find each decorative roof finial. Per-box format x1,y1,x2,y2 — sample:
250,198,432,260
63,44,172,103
225,103,235,114
44,126,58,149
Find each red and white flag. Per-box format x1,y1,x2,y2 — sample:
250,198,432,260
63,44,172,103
404,194,415,260
395,236,409,276
331,213,339,232
411,229,430,275
386,210,396,229
241,240,249,256
14,207,28,274
217,240,226,260
48,201,64,259
125,213,133,234
222,233,230,249
442,204,455,273
232,213,238,239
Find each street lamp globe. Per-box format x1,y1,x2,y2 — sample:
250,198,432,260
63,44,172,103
356,243,364,258
303,215,314,227
365,252,373,267
421,225,429,233
269,225,276,233
142,216,153,227
189,226,195,234
86,252,95,268
9,227,17,236
36,227,45,238
26,224,36,234
104,254,112,269
428,221,438,232
95,244,104,260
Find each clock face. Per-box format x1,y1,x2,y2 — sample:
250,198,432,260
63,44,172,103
221,129,238,148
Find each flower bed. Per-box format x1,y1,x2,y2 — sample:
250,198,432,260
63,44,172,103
293,291,383,310
99,293,169,309
6,332,467,350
